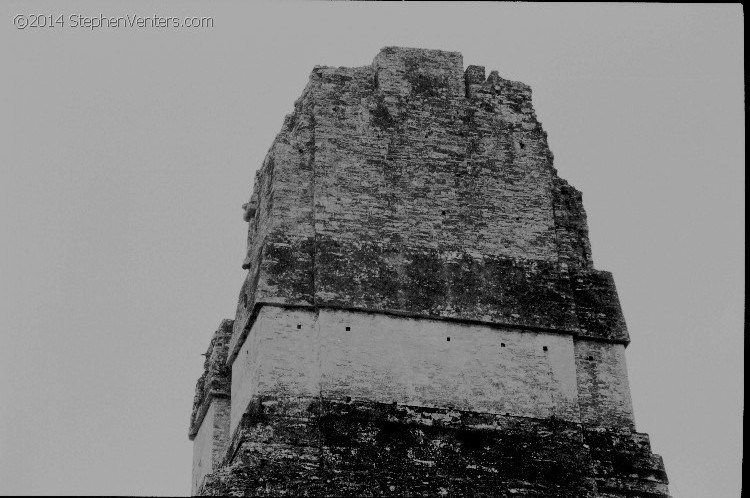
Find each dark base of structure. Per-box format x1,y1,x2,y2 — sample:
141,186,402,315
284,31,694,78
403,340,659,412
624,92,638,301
198,398,669,497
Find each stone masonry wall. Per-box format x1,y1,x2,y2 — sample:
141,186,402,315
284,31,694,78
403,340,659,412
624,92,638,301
191,398,230,495
198,398,669,497
575,341,635,429
189,47,669,497
228,306,594,437
189,320,234,494
190,319,233,439
228,47,628,366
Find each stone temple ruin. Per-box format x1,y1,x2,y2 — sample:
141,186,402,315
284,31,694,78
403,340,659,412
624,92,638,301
189,47,670,497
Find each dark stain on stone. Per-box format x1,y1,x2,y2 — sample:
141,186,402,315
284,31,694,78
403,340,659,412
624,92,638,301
370,102,395,129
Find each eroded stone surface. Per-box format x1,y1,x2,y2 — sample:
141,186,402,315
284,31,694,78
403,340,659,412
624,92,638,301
199,398,667,497
189,319,233,439
227,46,628,368
189,47,669,497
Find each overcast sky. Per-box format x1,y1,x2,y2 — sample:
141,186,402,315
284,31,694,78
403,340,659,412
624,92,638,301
1,2,743,497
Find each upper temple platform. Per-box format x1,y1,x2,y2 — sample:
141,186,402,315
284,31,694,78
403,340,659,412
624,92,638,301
228,46,629,364
189,48,669,498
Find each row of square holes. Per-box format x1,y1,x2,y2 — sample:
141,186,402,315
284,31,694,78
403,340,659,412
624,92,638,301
297,324,351,331
297,324,596,360
448,336,549,351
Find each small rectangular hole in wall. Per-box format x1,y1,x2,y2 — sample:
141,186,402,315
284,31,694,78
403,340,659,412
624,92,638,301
543,346,548,351
345,326,350,331
447,337,451,341
588,356,594,361
501,343,505,347
297,324,301,329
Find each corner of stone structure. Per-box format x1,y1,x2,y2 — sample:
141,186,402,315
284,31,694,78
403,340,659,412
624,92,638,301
189,320,235,496
189,319,233,440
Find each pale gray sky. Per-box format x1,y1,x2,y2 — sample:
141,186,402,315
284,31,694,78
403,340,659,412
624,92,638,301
0,2,743,497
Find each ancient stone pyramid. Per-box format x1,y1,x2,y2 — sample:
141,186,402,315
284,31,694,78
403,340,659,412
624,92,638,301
189,47,670,497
